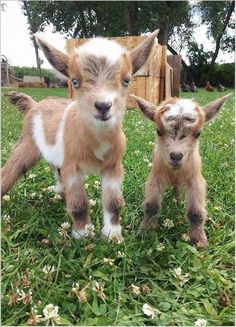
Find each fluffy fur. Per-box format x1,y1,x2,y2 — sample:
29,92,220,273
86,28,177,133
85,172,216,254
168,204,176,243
131,93,232,247
1,31,159,239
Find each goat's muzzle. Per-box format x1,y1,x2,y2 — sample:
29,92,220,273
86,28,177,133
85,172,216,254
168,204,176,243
169,152,183,169
94,101,112,121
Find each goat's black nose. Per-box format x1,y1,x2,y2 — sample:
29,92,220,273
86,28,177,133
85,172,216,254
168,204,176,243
95,101,112,113
170,152,183,162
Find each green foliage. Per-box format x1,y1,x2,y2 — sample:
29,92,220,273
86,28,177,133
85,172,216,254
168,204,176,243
211,63,235,87
1,87,235,325
11,66,59,84
197,1,235,53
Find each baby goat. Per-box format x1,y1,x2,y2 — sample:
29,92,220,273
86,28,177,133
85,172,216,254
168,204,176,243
131,93,231,247
1,31,158,240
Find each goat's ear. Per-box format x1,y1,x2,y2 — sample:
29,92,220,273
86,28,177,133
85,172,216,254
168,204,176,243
129,30,159,75
36,36,69,77
203,93,232,122
129,94,156,121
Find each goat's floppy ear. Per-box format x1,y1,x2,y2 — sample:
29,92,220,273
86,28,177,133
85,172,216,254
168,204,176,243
130,94,156,121
129,30,159,75
36,36,69,77
203,93,232,122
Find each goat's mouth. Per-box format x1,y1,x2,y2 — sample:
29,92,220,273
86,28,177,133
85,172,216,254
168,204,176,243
168,161,182,170
94,114,112,122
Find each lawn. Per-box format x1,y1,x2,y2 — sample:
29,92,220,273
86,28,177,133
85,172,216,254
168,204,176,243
1,87,235,326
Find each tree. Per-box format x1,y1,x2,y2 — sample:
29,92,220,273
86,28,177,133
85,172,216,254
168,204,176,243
21,1,45,78
198,1,235,78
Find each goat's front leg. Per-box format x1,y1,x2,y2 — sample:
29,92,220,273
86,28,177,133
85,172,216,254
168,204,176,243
101,163,124,239
61,166,90,239
140,170,165,233
185,175,208,247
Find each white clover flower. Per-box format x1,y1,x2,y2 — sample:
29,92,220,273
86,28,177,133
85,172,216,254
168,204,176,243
109,232,124,244
143,157,150,163
29,174,36,179
148,162,153,167
27,307,43,325
2,214,11,224
134,150,140,155
71,283,88,303
54,194,62,200
42,265,55,278
174,267,182,277
93,180,100,189
85,183,89,189
84,224,95,239
30,193,36,199
42,304,61,325
156,243,165,251
2,195,10,202
173,267,189,287
93,281,106,301
16,288,32,304
117,251,125,258
163,219,174,228
47,186,55,192
103,258,115,266
130,284,141,296
194,318,208,327
181,233,190,242
142,303,155,319
89,199,97,207
61,222,70,230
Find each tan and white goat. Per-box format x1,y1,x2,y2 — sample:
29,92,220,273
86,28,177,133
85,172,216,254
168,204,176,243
1,31,158,240
131,93,231,247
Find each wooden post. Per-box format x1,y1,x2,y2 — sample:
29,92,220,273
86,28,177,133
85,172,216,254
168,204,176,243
167,55,181,97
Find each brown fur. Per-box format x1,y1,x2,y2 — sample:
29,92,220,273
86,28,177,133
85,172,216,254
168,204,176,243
131,93,232,247
2,32,159,238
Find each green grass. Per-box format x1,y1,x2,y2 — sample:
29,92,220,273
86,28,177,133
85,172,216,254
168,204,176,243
1,87,235,326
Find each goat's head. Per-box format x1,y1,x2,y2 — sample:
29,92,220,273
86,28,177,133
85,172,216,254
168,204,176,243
37,31,158,128
131,94,232,169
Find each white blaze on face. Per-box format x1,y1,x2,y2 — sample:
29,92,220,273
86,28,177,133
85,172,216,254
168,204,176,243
162,99,197,128
76,37,125,65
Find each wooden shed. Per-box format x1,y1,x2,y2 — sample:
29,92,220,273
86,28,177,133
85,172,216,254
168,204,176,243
66,35,174,107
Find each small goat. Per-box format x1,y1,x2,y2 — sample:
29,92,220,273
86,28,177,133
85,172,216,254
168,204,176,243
1,31,158,240
131,93,231,247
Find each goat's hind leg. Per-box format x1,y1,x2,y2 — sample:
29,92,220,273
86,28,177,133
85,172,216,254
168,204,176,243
1,137,40,196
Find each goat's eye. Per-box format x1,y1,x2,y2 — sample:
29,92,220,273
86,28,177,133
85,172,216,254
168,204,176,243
179,134,186,140
72,79,80,89
194,131,201,138
123,78,130,87
157,129,163,136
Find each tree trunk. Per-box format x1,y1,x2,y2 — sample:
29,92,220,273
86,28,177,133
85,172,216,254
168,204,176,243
208,1,235,78
158,17,170,46
22,1,42,79
32,36,42,79
124,2,139,35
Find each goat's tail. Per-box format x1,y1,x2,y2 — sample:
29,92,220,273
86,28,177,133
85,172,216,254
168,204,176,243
5,92,37,116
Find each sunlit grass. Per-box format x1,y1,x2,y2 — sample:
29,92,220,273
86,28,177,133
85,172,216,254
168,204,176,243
1,87,234,326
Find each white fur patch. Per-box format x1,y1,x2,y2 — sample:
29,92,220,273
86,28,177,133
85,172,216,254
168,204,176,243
164,99,197,121
53,169,63,193
32,102,74,168
76,37,125,65
101,210,122,238
102,175,122,191
94,142,111,160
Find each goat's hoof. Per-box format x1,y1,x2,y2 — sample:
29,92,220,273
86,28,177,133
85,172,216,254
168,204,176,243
101,224,123,242
138,218,159,234
189,230,208,248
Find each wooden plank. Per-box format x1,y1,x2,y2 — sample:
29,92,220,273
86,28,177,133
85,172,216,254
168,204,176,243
159,46,166,103
167,55,181,97
146,76,160,105
165,63,172,99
